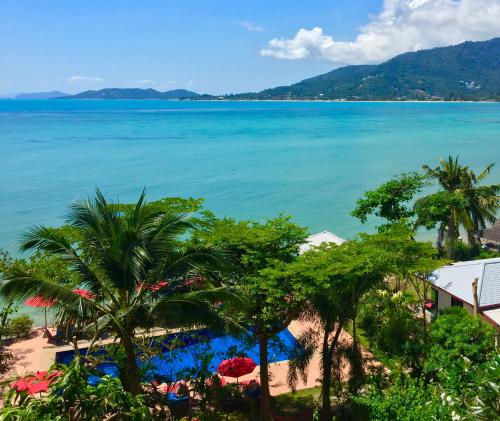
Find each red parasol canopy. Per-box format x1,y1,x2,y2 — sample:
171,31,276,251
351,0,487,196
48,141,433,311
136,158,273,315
27,380,50,394
34,370,63,382
25,296,56,307
10,370,62,394
217,357,257,379
136,281,169,292
73,289,97,299
25,296,56,329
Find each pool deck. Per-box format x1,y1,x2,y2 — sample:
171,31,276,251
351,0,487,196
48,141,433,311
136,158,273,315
1,321,381,396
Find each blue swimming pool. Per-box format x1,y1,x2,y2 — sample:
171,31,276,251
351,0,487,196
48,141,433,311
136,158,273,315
56,328,298,383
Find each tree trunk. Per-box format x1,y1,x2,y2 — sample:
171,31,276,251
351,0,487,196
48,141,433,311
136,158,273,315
259,333,272,421
320,327,333,421
436,225,445,256
448,211,456,260
319,323,344,421
121,336,141,396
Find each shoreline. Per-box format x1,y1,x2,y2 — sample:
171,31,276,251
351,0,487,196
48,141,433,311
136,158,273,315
2,98,499,103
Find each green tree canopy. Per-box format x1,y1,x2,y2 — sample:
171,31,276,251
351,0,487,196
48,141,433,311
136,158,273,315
352,173,427,226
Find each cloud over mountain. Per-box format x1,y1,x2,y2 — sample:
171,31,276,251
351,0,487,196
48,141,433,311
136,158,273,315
261,0,500,65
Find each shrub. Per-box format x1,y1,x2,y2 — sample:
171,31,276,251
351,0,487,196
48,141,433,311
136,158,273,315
351,375,449,420
425,307,495,377
358,290,424,370
8,315,33,338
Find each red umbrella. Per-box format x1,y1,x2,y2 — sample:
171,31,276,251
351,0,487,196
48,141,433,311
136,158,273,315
217,357,257,384
25,296,56,329
73,289,96,299
27,380,50,394
9,377,33,392
34,370,62,382
136,281,169,292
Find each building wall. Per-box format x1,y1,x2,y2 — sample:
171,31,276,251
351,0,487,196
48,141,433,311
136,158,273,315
437,289,451,312
435,288,475,316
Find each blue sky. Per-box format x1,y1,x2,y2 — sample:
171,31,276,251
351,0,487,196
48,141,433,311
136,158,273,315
1,0,499,95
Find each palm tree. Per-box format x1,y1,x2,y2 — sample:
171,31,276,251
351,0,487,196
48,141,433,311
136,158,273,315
422,156,499,259
461,164,499,245
0,190,239,395
286,240,387,421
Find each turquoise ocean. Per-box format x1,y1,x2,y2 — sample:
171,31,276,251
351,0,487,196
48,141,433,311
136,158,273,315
2,100,500,254
2,99,500,324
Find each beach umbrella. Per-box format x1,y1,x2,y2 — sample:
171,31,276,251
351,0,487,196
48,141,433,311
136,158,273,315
217,357,256,385
72,288,96,299
136,280,169,292
25,296,56,329
34,370,63,382
9,377,33,392
27,380,50,394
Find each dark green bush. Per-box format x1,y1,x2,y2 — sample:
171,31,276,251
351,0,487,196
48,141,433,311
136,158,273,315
425,307,495,377
8,315,33,338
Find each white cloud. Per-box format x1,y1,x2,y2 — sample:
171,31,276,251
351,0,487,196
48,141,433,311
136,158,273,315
261,0,500,64
238,21,265,32
136,79,156,84
68,75,103,82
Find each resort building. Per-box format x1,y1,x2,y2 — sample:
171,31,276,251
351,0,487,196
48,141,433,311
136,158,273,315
299,230,345,254
428,257,500,330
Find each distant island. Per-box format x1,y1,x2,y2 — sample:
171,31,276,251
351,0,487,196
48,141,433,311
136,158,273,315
15,91,69,99
63,88,199,100
208,37,500,101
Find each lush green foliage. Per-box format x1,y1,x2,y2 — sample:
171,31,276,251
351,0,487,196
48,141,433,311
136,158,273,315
352,376,446,421
424,307,495,377
1,359,150,420
352,173,427,225
0,190,239,396
193,214,308,420
354,306,498,420
7,315,33,338
358,290,423,370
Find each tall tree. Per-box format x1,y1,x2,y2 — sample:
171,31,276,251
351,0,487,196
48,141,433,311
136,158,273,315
0,190,238,395
421,156,499,259
461,164,499,245
193,215,308,421
286,238,388,421
352,173,427,229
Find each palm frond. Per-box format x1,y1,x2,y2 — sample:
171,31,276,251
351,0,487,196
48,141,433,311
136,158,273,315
287,327,318,391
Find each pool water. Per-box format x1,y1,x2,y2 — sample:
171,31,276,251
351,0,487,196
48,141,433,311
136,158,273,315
56,328,298,383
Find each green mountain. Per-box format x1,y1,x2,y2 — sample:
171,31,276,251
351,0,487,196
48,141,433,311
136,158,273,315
226,38,500,101
64,88,199,100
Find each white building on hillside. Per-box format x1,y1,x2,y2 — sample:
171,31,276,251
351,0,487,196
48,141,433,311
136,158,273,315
428,257,500,329
299,231,345,254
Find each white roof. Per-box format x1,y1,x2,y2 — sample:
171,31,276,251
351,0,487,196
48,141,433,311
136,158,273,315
299,231,345,254
429,257,500,308
483,308,500,326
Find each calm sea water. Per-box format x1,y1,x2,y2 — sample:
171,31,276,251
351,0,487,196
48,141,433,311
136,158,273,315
1,100,500,253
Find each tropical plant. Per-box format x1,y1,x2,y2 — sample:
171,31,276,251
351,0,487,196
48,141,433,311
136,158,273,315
461,164,499,245
0,189,240,395
286,238,389,421
7,315,33,338
424,307,495,378
420,156,499,259
1,358,151,420
351,374,448,421
352,172,427,228
193,215,308,421
358,289,424,371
